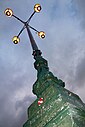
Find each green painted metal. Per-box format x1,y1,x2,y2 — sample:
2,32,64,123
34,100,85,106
23,50,85,127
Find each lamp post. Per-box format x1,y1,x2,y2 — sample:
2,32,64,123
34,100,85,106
4,4,45,52
4,4,85,127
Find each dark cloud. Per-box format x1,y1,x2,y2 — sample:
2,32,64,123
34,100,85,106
75,53,85,86
0,95,35,127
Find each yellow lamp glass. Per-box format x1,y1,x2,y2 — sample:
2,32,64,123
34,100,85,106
12,36,20,44
4,8,13,17
34,4,41,12
38,31,45,39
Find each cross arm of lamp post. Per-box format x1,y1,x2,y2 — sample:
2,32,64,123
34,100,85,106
4,4,45,52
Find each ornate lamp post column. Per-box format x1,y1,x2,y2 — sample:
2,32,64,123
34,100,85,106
4,4,85,127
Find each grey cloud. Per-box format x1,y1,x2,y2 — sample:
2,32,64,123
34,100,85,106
0,95,35,127
75,53,85,86
15,95,35,111
74,0,85,28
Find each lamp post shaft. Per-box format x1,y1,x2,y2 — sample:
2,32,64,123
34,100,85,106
26,25,38,51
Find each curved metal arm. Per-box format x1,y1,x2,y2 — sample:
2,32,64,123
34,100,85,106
12,14,25,24
17,26,26,37
26,11,36,24
29,25,39,33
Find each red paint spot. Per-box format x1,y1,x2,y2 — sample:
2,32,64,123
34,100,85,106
38,98,44,106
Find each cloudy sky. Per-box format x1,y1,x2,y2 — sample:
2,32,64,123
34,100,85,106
0,0,85,127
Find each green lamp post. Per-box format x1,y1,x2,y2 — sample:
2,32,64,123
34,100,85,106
5,4,85,127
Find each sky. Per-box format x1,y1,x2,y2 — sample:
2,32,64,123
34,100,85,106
0,0,85,127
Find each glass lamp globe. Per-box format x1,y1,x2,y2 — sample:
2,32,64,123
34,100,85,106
12,36,20,44
38,31,45,39
34,4,41,12
4,8,13,17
